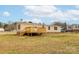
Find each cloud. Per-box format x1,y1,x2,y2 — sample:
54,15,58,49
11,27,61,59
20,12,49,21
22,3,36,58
24,5,79,23
75,5,79,9
32,18,42,23
64,10,79,20
3,11,10,16
24,18,42,23
24,5,67,21
24,5,58,18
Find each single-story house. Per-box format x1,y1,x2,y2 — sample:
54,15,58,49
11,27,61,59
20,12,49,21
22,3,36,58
67,24,79,32
16,22,62,33
45,25,62,32
0,28,4,32
16,22,43,31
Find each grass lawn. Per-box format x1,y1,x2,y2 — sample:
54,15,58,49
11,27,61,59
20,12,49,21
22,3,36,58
0,32,79,54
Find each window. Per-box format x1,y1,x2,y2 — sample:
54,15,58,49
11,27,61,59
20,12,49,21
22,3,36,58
54,26,57,30
18,24,20,29
48,26,50,30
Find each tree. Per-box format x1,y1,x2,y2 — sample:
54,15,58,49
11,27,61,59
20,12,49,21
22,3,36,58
0,22,4,28
28,21,32,23
63,22,67,31
20,19,23,22
42,23,45,28
53,22,64,26
4,24,9,31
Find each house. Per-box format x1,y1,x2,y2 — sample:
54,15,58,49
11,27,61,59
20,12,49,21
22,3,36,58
67,24,79,32
66,25,72,32
0,28,4,32
45,25,62,32
16,22,44,32
16,22,62,33
72,24,79,31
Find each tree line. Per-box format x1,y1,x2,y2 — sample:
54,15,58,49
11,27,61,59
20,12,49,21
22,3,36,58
0,22,17,31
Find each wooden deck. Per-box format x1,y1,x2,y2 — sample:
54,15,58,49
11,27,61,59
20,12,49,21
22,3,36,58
17,27,46,36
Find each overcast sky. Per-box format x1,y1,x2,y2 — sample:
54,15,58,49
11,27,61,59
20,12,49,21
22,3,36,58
0,5,79,25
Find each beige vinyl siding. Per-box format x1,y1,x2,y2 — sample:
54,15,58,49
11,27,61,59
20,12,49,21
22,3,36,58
17,22,62,33
17,23,43,31
46,25,61,32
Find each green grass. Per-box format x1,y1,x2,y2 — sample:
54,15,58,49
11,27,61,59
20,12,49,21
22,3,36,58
0,32,79,54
